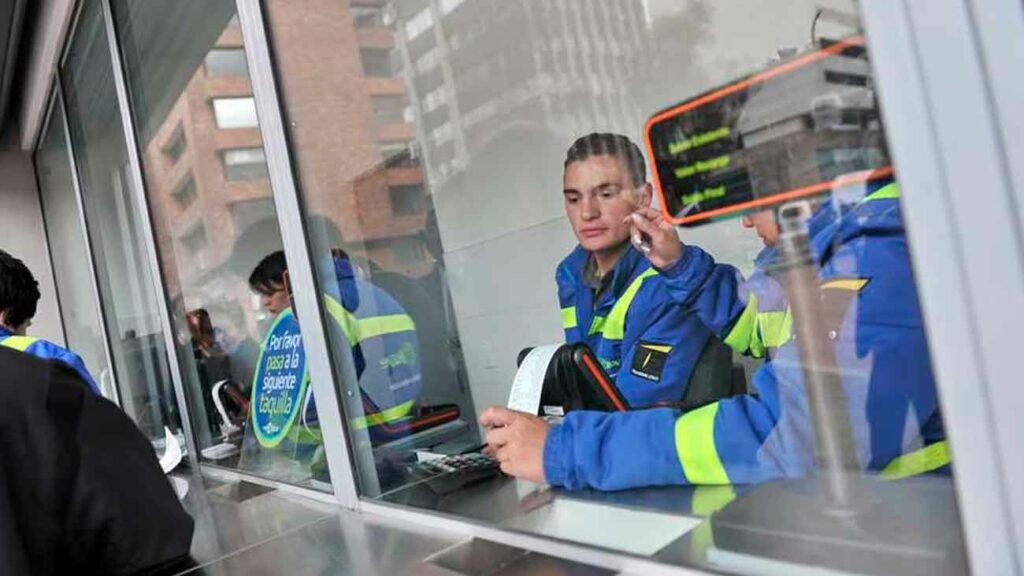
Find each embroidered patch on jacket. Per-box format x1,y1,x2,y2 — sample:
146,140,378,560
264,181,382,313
631,342,671,382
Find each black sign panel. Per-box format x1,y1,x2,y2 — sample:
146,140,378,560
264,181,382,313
644,37,892,226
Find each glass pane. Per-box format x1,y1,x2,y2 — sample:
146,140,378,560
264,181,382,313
61,0,181,446
35,96,117,400
265,1,966,573
110,0,330,491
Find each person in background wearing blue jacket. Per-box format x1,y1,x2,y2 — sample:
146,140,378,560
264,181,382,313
557,133,713,407
0,249,100,394
483,180,948,490
249,249,422,445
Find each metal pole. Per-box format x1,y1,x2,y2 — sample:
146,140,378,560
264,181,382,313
773,201,859,508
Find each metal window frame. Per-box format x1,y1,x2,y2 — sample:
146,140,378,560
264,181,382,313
956,0,1024,568
34,91,72,350
861,0,1024,574
236,0,361,509
33,85,123,406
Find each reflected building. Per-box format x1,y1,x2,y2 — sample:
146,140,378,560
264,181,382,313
392,0,654,185
141,5,434,321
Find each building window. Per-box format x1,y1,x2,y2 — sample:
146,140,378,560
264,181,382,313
439,0,465,16
181,224,208,256
205,48,249,77
351,6,385,29
223,148,269,181
404,8,433,41
422,86,447,113
212,97,258,129
429,122,453,146
371,95,410,124
379,141,419,168
162,123,187,162
390,236,423,265
360,48,396,78
229,197,276,234
171,174,197,209
414,46,441,75
388,184,425,216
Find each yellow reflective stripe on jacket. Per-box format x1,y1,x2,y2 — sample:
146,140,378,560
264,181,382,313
358,314,416,341
561,307,577,330
723,294,768,358
881,441,950,480
324,296,360,346
821,278,869,291
757,309,792,350
675,402,730,484
598,268,658,341
863,182,900,203
0,336,39,352
692,485,737,516
351,399,416,430
323,295,415,346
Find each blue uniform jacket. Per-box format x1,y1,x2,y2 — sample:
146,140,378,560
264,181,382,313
0,328,100,394
556,244,712,407
302,257,422,441
544,183,945,490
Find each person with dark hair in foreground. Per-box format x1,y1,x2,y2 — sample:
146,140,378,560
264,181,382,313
0,346,194,575
0,249,100,394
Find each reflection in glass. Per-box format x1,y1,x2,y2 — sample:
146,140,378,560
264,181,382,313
61,0,180,444
36,95,116,400
265,0,480,497
268,1,964,573
110,0,328,490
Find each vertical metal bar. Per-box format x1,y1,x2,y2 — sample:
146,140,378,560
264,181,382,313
34,92,71,349
99,0,202,461
860,0,1018,573
236,0,361,509
774,202,859,509
54,82,122,407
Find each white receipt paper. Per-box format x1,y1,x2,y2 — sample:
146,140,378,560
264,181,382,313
507,344,559,414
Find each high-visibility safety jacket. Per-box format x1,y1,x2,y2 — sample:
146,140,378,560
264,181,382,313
544,182,949,490
0,327,101,394
557,244,713,406
297,257,422,445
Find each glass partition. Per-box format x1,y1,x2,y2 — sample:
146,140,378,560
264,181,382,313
60,0,181,446
35,94,117,401
109,0,331,490
264,0,966,573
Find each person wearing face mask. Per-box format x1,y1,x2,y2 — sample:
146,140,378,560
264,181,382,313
555,133,717,408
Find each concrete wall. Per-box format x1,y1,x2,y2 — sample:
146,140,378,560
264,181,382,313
0,136,64,344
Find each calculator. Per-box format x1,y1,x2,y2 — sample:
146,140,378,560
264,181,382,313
411,452,501,495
